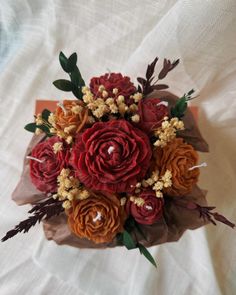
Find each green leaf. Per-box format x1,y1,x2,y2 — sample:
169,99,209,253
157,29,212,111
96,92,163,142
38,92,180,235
53,79,73,91
59,51,69,72
56,51,86,100
41,109,51,121
59,52,78,73
24,122,53,137
176,97,187,113
37,124,49,133
67,53,77,72
24,123,36,133
171,96,187,118
187,89,195,96
70,67,85,87
123,230,137,250
37,125,54,137
72,87,83,100
138,243,157,268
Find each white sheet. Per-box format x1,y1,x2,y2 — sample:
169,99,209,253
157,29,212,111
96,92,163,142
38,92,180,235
0,1,236,294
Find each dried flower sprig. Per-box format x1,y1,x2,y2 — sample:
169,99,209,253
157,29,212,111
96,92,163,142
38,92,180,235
153,116,184,148
1,197,64,242
137,57,179,96
141,169,172,198
81,86,143,121
54,168,90,209
173,199,235,229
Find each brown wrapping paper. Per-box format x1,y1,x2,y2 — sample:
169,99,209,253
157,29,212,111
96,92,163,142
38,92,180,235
12,91,209,248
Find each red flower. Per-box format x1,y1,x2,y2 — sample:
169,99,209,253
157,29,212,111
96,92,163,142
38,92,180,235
90,73,136,101
136,98,168,134
70,120,152,193
29,137,70,193
126,190,164,225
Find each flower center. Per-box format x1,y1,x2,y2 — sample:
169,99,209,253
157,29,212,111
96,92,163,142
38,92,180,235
189,162,207,171
108,146,115,154
57,102,67,115
26,156,44,163
106,68,111,79
156,101,168,107
145,205,153,211
93,211,102,222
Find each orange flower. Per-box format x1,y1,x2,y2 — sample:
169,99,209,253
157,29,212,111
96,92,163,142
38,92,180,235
67,193,126,244
153,138,199,196
55,100,88,134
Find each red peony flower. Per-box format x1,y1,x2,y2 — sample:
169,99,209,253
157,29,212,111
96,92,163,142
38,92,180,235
70,120,152,193
126,190,164,225
90,73,136,100
136,98,168,134
29,136,70,193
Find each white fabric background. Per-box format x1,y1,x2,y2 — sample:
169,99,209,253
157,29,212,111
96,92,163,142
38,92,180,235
0,0,236,294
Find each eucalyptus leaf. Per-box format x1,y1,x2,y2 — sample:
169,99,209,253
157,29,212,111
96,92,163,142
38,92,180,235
24,122,52,137
55,51,86,100
70,68,80,86
36,124,53,137
138,243,157,268
59,51,69,72
72,87,83,100
53,79,73,91
41,109,51,121
37,124,50,134
67,53,77,72
70,67,85,87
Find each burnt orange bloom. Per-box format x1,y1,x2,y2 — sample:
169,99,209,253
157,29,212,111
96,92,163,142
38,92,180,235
154,138,199,196
55,100,88,134
67,193,126,244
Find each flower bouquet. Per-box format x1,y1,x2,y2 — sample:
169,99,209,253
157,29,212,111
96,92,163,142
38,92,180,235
2,53,234,266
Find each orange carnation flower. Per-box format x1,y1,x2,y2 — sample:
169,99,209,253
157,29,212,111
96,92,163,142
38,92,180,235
55,100,88,134
153,138,199,196
67,193,126,244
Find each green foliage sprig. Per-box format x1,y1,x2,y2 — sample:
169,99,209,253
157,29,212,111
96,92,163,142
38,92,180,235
53,52,85,100
117,217,157,268
171,89,195,118
24,108,53,137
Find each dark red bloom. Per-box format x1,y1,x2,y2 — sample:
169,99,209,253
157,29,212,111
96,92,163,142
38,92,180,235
126,190,164,225
70,120,152,193
90,73,136,101
29,137,70,193
136,98,168,134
